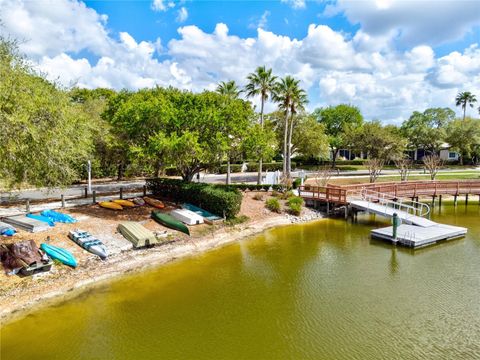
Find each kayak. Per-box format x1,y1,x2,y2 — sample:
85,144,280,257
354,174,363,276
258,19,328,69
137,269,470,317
144,197,165,209
40,243,77,268
68,229,108,259
98,201,123,211
113,199,136,208
40,210,77,224
26,213,55,227
151,211,190,236
132,197,146,206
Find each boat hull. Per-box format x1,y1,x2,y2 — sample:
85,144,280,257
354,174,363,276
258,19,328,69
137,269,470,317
144,197,165,209
99,202,123,211
151,211,190,235
40,243,77,268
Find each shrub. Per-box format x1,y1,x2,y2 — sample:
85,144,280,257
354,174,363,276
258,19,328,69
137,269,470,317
292,178,302,189
287,196,304,207
252,193,264,201
280,190,295,200
287,196,304,216
288,203,302,216
265,198,281,213
146,178,242,219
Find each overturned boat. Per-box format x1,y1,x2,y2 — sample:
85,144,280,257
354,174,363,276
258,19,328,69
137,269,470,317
0,240,53,276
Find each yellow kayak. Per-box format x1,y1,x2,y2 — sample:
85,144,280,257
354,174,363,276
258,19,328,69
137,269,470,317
99,201,123,211
113,199,136,208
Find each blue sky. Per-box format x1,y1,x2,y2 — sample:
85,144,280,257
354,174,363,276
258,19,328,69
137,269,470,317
1,0,479,122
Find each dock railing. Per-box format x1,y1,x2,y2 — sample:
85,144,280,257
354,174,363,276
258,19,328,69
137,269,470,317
347,188,430,220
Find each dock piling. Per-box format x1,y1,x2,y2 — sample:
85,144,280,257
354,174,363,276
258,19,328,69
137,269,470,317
120,187,123,199
92,190,96,203
61,195,65,208
84,187,88,198
26,199,30,214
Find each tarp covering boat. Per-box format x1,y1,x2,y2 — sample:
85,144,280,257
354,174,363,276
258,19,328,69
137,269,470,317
2,215,50,233
117,222,161,248
151,211,190,235
40,210,77,224
0,240,53,275
0,221,16,236
26,213,55,226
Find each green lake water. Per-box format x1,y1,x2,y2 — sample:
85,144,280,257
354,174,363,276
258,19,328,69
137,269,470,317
1,203,480,359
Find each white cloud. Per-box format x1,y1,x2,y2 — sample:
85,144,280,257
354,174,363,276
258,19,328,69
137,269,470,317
151,0,175,12
2,0,480,122
327,0,480,46
176,6,188,23
249,10,270,30
281,0,306,10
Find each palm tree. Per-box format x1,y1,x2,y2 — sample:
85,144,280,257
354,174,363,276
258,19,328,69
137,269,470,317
286,86,308,176
273,76,301,177
245,66,277,184
455,91,477,120
216,80,241,99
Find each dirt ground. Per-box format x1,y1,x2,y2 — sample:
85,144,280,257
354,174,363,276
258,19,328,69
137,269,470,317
0,192,291,323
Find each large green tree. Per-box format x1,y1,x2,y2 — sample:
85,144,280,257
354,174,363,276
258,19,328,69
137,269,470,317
445,117,480,165
455,91,477,120
400,107,455,153
245,66,277,184
313,104,363,166
0,38,93,189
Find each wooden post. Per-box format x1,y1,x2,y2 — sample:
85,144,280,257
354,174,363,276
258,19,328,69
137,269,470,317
454,195,458,207
84,187,88,198
431,195,435,208
143,185,147,196
26,199,30,213
326,202,330,215
92,190,96,203
61,195,65,208
438,195,442,208
120,187,123,199
465,194,468,206
344,205,349,220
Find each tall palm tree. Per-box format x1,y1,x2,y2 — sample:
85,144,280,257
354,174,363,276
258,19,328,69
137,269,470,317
216,80,241,99
286,86,308,176
245,66,277,184
455,91,477,120
273,76,301,177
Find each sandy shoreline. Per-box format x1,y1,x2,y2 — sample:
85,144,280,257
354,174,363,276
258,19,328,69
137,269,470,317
0,197,323,325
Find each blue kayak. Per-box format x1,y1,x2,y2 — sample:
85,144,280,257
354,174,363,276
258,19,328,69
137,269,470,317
40,243,77,268
26,214,55,226
41,210,77,224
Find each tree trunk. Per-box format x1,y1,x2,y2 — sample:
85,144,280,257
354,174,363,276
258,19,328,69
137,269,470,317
331,148,339,168
463,105,466,121
283,111,289,176
257,97,265,185
154,160,163,178
286,113,295,178
226,159,231,185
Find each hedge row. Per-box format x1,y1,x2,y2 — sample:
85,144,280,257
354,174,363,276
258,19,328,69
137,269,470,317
146,178,242,219
246,162,296,172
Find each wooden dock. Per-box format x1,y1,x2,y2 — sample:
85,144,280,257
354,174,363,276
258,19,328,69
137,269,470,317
298,181,476,248
371,223,467,248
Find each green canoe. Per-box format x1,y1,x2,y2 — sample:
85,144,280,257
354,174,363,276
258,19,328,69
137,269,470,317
151,211,190,236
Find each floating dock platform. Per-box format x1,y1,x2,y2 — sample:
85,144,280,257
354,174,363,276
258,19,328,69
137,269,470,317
371,224,467,248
